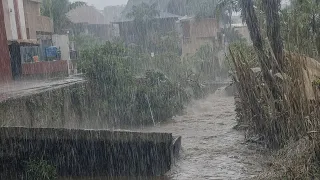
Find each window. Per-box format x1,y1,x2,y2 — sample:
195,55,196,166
20,46,40,63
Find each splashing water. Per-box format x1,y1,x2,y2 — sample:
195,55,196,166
142,90,263,180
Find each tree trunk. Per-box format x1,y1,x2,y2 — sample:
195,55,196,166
263,0,284,70
240,0,281,100
241,0,271,72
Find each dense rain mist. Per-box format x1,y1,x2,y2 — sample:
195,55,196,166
3,0,319,179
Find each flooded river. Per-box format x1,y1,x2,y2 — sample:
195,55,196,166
141,90,263,180
61,90,264,180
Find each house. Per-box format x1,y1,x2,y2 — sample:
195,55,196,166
0,0,11,83
104,5,125,24
23,0,53,40
1,0,70,80
66,5,113,41
113,11,181,45
112,0,182,46
178,16,221,58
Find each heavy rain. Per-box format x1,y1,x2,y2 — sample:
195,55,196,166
0,0,320,180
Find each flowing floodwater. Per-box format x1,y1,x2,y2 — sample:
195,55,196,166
141,90,264,180
60,90,264,180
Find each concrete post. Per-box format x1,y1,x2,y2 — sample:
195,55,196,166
0,0,12,83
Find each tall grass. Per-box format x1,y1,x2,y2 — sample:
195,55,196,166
230,43,320,178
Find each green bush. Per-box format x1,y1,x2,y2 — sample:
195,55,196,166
79,42,189,125
135,71,188,122
25,159,57,180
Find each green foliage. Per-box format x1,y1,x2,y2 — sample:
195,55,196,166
281,0,320,57
186,44,220,82
25,159,57,180
70,34,104,51
78,22,225,125
126,2,160,21
227,41,258,68
313,78,320,87
79,41,188,125
150,31,181,54
126,2,160,52
135,71,188,121
79,41,133,100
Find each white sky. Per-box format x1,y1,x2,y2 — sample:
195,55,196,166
70,0,128,9
71,0,290,11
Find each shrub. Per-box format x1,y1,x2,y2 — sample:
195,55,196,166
79,42,189,126
25,159,57,180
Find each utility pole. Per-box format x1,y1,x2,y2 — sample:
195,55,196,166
0,0,12,83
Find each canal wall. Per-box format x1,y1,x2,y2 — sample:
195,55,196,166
0,82,112,129
0,127,175,177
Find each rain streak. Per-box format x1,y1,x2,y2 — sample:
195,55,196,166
1,0,319,180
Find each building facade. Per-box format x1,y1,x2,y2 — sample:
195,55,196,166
113,12,181,46
67,5,114,41
0,0,12,83
179,17,221,58
2,0,53,41
2,0,27,40
1,0,58,80
23,0,53,39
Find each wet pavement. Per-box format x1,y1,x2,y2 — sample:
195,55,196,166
0,75,85,102
141,90,264,180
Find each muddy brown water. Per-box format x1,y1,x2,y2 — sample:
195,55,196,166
61,89,264,180
143,90,263,180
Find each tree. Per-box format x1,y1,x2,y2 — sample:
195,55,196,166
186,0,218,18
41,0,87,33
126,2,159,22
216,0,241,27
126,2,160,52
262,0,284,69
281,0,320,57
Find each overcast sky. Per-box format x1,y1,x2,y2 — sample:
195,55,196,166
71,0,290,10
70,0,128,9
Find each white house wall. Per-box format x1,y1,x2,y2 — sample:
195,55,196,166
17,0,27,39
52,34,71,61
2,0,12,40
2,0,28,40
8,0,18,40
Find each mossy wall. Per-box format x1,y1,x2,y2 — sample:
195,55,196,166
0,82,109,129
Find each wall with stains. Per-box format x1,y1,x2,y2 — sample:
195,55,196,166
0,0,12,83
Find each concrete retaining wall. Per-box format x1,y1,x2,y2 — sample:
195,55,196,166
0,127,174,177
0,82,109,129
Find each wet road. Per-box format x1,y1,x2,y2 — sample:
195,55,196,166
143,90,263,180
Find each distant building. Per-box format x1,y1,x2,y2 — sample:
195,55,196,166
178,16,221,58
113,11,181,45
67,5,113,41
104,5,125,24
